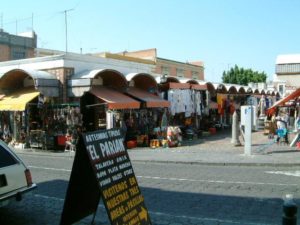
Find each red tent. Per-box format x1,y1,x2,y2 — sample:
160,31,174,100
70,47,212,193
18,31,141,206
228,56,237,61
267,88,300,115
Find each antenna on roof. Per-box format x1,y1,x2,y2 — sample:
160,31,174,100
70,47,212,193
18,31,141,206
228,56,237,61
62,8,74,53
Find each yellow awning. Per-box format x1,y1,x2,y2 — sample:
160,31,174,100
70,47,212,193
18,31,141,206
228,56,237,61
0,90,40,111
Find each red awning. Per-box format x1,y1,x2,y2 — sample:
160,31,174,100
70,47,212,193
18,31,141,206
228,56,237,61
126,87,170,108
267,88,300,115
168,82,190,89
90,86,140,109
190,84,207,90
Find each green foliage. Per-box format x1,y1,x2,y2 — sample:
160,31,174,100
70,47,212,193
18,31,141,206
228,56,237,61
221,65,267,85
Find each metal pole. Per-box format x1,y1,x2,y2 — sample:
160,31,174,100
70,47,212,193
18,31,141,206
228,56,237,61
282,194,297,225
64,8,74,53
64,10,68,53
31,13,34,31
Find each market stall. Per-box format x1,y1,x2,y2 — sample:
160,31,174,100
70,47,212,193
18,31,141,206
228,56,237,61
125,73,170,147
0,69,59,147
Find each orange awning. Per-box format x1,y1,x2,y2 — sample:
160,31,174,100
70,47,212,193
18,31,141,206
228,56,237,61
90,86,140,109
267,88,300,115
190,84,207,90
126,87,170,108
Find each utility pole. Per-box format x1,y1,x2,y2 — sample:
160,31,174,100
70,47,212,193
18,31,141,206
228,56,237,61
64,8,74,53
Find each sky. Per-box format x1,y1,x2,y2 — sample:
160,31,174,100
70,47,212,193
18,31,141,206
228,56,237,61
1,0,300,82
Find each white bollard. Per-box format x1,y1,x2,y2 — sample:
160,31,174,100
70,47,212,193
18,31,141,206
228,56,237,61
231,111,241,146
244,106,252,156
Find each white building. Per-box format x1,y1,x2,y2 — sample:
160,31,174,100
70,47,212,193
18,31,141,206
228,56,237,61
275,54,300,96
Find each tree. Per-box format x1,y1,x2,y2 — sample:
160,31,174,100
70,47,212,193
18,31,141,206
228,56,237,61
222,65,267,85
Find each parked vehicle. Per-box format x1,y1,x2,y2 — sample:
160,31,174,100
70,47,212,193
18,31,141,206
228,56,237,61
0,140,36,207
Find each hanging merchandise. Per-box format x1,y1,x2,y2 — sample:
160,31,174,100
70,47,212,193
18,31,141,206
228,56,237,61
184,89,193,117
175,89,183,114
194,91,202,116
217,94,226,116
161,109,168,131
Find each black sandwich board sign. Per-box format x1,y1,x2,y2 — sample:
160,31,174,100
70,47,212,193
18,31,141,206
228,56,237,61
60,128,151,225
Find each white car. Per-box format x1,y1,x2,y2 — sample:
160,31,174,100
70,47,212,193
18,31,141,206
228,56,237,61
0,140,36,207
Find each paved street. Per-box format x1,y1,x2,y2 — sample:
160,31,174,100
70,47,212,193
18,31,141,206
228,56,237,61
1,130,300,225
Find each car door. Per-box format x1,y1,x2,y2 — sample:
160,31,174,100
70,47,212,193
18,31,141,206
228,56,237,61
0,142,27,196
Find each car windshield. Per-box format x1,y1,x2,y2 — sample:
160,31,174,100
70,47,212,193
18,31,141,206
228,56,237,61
0,145,17,168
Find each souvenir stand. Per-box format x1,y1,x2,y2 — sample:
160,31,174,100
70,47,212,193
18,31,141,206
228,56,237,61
39,103,83,150
267,88,300,133
0,69,60,148
213,83,228,129
0,92,77,149
80,85,141,147
159,81,193,146
223,85,241,127
189,83,208,137
124,86,170,148
202,82,218,132
0,89,43,146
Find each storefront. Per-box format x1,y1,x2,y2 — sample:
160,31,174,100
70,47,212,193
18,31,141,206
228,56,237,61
72,70,171,148
0,69,59,147
125,73,170,147
80,85,140,131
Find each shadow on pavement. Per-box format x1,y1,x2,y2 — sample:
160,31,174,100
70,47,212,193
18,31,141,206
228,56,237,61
1,179,299,225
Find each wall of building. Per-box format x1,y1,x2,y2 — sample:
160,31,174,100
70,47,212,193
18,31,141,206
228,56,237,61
120,48,157,61
118,48,205,80
0,45,10,61
44,67,74,102
276,74,300,87
155,58,204,80
0,29,37,62
0,53,156,102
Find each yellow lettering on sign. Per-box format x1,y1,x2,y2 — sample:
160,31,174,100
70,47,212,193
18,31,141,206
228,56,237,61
106,191,129,210
127,215,140,225
127,194,144,210
122,209,138,223
129,177,137,186
110,205,126,221
129,186,139,196
103,181,128,199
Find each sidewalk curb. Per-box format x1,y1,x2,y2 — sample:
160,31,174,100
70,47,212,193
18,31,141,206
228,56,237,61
131,159,300,167
17,149,300,166
14,146,300,167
